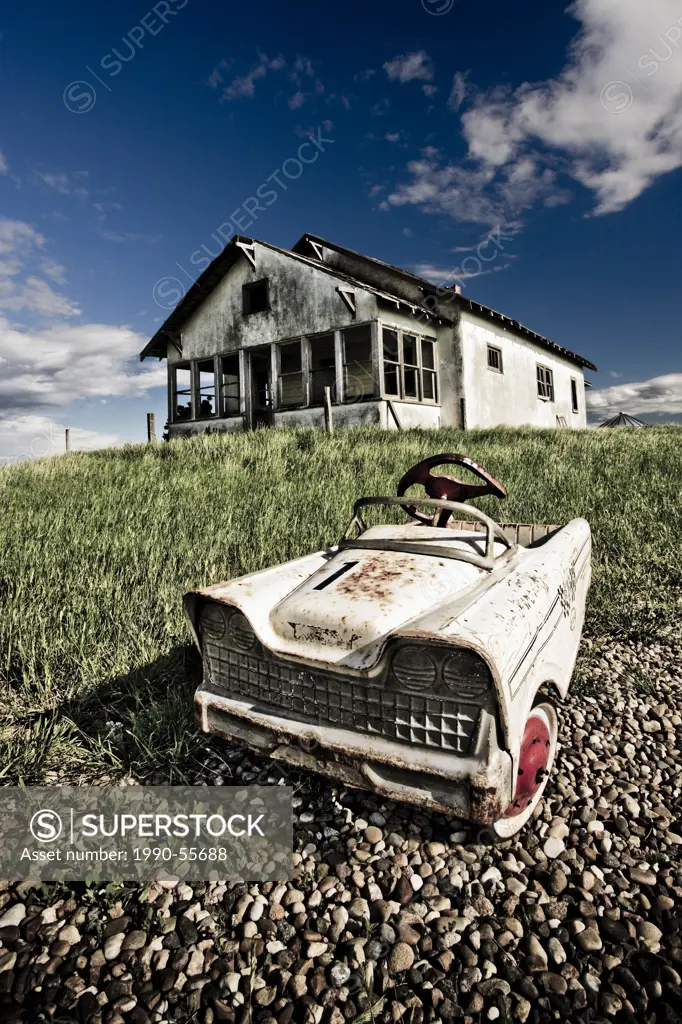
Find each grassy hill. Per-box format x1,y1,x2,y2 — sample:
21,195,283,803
1,425,681,786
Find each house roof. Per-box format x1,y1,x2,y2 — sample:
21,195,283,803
140,236,450,360
294,233,598,372
141,232,597,372
598,412,648,428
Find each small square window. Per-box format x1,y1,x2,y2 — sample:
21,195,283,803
571,378,579,414
537,364,554,401
487,345,503,373
242,279,269,315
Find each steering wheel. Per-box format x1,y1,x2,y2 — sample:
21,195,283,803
397,453,506,527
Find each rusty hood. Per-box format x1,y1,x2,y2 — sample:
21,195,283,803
188,525,515,671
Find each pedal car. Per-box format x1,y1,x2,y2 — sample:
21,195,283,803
185,455,591,837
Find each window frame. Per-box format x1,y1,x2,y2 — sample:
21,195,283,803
194,357,218,420
536,363,555,402
570,377,579,414
340,322,377,404
242,279,270,316
218,354,242,418
276,339,306,410
378,322,439,405
487,344,503,374
171,361,193,423
308,331,338,407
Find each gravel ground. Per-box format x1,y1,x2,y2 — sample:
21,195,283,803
1,635,681,1024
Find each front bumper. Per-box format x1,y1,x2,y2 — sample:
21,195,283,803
195,684,514,823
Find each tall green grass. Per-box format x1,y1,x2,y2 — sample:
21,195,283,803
1,426,681,783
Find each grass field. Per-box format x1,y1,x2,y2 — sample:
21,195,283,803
1,425,681,787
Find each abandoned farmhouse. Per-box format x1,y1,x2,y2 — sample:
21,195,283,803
141,234,597,434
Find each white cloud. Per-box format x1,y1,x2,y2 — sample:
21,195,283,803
0,317,167,418
37,171,89,200
385,1,682,230
461,0,682,215
384,51,434,84
0,276,80,318
381,149,564,228
219,52,287,101
98,230,161,244
40,259,67,284
0,218,44,257
0,219,78,318
587,373,682,418
411,261,510,284
448,72,468,112
0,150,7,175
0,415,126,465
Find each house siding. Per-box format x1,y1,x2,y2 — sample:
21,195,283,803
460,311,587,428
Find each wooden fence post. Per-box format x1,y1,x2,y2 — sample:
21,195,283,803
324,387,334,434
65,429,70,452
147,412,156,443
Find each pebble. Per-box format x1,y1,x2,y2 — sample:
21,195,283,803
388,942,414,974
543,837,565,859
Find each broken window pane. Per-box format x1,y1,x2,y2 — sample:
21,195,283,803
310,334,336,405
196,359,216,417
279,342,304,408
343,324,374,401
219,355,240,416
174,364,192,421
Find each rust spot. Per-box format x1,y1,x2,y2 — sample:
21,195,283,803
336,553,416,601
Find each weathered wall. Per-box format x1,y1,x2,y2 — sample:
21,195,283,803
173,244,379,364
460,312,586,429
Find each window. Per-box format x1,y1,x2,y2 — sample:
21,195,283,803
382,328,400,397
242,279,269,315
571,378,579,414
487,345,503,373
278,341,304,408
380,326,438,403
402,334,419,399
196,359,216,417
537,364,554,401
309,334,336,405
173,364,192,421
219,355,240,417
342,324,375,401
421,339,437,401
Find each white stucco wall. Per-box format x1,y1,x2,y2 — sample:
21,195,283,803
460,312,587,429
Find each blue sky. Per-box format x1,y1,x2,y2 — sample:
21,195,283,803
1,0,682,460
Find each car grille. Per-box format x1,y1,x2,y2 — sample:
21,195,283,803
204,641,480,754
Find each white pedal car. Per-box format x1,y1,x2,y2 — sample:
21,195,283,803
185,455,591,837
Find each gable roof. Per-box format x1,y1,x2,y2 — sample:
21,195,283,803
294,233,597,372
141,232,597,372
140,235,448,360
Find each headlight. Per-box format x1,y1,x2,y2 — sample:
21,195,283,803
227,610,257,652
200,602,227,641
390,645,438,691
443,650,491,701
